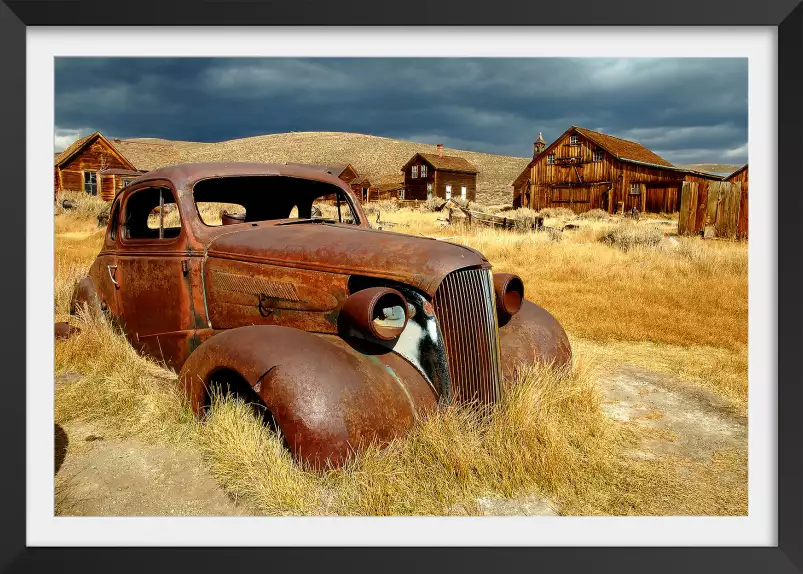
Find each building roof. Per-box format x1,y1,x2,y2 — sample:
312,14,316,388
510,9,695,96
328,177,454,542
573,126,674,167
54,133,95,166
350,176,371,186
510,126,723,188
55,131,138,171
535,132,546,145
726,164,748,179
284,162,356,178
405,153,478,174
374,182,404,193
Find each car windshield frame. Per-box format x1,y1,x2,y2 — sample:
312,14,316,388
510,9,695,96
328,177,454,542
191,174,362,228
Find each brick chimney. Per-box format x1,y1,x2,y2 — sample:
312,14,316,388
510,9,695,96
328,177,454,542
533,132,547,158
437,143,444,157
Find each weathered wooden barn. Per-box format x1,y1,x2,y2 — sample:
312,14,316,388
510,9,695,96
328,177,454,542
54,132,146,201
402,144,478,201
512,126,722,214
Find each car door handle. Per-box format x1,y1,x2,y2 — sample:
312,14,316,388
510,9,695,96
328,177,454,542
107,264,119,289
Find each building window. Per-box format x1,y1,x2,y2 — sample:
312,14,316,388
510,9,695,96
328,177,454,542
445,184,452,200
547,154,555,165
629,183,642,195
83,171,97,196
421,164,427,178
427,183,433,200
569,135,579,146
411,165,418,178
461,186,467,199
593,149,604,162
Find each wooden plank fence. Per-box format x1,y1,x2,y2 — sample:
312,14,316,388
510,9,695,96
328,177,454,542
678,180,746,239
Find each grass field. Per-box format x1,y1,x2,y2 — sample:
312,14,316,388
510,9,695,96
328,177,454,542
54,192,748,516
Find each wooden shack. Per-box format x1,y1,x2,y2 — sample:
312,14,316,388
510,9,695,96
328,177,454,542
349,176,373,203
727,164,748,238
512,126,722,215
54,132,146,201
402,144,478,201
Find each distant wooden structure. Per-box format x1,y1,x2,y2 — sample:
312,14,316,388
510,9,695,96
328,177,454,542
54,132,145,200
402,144,478,201
678,179,746,239
350,175,373,203
372,181,404,201
725,164,749,238
285,162,373,202
512,126,723,215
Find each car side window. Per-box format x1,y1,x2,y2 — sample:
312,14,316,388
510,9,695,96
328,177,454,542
123,187,182,240
306,192,357,225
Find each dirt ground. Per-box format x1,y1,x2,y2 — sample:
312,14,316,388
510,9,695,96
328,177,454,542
54,362,747,517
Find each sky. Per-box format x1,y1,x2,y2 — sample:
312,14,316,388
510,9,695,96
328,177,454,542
54,58,748,165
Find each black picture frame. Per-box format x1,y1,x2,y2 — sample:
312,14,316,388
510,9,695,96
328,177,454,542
1,1,799,572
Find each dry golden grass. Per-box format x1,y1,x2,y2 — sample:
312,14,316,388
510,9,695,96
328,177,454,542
53,205,747,515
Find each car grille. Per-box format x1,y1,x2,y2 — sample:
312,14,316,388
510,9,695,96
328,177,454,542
433,267,502,406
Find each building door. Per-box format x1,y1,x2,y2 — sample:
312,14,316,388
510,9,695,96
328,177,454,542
427,183,433,200
445,184,452,200
461,186,467,200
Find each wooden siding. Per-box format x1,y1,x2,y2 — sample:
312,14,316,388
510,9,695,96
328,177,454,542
404,157,477,201
100,174,115,201
403,158,435,200
523,129,699,214
337,165,359,184
679,180,745,239
726,166,748,238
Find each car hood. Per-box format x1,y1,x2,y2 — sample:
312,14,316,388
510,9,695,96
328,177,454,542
205,222,488,295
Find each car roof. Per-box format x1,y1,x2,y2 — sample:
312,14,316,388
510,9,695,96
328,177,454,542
127,162,352,192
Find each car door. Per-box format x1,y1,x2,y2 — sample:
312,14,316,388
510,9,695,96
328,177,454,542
91,197,122,321
115,183,196,368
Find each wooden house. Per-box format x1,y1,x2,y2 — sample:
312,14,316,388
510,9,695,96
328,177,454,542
54,132,146,201
349,176,373,203
402,144,478,202
512,126,722,214
285,162,372,202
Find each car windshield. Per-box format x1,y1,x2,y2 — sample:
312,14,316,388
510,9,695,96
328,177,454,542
193,175,359,227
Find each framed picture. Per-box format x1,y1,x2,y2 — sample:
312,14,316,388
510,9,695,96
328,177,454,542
1,0,799,571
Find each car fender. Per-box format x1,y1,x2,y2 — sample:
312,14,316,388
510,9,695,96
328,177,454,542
179,325,437,469
498,299,572,377
70,275,102,316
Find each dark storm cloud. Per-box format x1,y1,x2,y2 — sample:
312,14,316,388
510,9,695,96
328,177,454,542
55,58,748,165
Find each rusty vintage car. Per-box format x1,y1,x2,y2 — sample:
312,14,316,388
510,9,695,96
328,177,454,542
71,163,571,469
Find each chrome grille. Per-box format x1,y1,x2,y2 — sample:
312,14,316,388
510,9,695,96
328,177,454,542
433,267,502,406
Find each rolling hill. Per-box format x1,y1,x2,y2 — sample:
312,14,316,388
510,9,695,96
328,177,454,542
677,163,743,176
116,132,532,205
